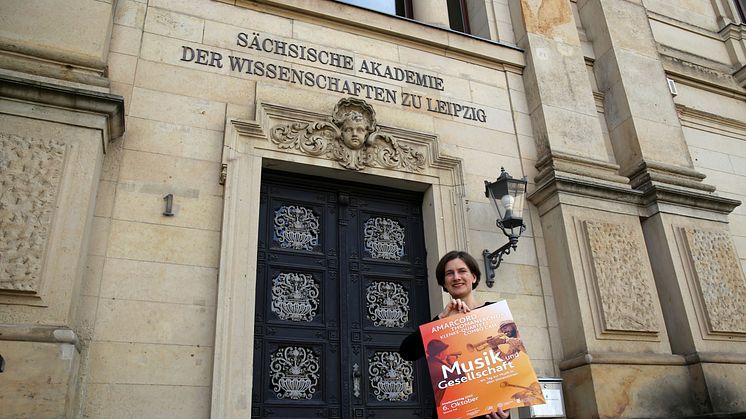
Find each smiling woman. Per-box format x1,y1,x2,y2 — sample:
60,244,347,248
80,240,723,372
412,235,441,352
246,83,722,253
335,0,412,17
398,251,510,419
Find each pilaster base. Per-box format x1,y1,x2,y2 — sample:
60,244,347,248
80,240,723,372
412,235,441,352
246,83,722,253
560,353,746,418
0,326,81,418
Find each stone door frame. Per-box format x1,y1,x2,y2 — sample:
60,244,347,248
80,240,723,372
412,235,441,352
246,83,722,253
211,100,468,418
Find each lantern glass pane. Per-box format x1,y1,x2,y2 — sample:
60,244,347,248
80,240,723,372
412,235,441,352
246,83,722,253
507,180,526,221
486,181,507,220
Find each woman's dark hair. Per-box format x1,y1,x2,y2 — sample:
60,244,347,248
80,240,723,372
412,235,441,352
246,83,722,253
435,250,481,291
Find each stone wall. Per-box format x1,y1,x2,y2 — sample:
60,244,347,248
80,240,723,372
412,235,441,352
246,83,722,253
1,0,745,418
79,0,552,417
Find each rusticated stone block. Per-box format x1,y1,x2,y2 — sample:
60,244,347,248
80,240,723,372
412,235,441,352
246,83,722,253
583,220,659,334
683,227,746,334
0,133,65,293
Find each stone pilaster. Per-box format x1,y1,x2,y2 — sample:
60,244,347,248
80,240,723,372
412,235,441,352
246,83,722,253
570,0,746,416
577,0,709,191
0,75,124,418
510,0,628,186
517,0,746,417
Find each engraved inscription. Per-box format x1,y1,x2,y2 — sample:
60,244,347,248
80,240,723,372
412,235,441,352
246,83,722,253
0,133,65,293
684,228,746,334
584,221,659,333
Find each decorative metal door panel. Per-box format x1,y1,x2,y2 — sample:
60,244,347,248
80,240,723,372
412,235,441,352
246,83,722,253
253,171,433,418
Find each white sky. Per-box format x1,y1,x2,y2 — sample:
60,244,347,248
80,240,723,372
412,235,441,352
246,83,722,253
335,0,398,15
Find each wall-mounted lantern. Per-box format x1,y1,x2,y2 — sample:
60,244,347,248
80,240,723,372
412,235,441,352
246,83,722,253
482,167,528,287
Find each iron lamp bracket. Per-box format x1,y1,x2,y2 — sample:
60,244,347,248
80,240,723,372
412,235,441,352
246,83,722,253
483,222,525,287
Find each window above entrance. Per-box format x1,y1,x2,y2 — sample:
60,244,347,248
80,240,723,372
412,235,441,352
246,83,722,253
737,0,746,22
336,0,413,18
447,0,470,33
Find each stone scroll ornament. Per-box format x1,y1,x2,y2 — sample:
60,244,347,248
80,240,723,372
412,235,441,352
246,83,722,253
270,98,425,172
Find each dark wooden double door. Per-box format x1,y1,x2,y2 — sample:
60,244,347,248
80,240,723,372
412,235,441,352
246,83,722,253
252,171,434,418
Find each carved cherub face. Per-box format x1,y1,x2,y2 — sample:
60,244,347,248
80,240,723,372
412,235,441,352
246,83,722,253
340,112,369,150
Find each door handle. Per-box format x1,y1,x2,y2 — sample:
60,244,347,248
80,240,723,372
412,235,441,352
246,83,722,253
352,363,361,398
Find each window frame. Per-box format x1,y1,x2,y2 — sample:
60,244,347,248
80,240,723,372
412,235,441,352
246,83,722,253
447,0,471,34
335,0,413,19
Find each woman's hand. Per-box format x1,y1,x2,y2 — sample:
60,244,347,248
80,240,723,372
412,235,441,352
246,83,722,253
438,299,471,319
485,405,510,418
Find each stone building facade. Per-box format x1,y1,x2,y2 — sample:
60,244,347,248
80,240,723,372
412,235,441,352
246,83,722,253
1,0,745,418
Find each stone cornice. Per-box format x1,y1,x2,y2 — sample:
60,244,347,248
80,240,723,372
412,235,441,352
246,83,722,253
736,63,746,87
676,104,746,138
0,50,109,88
661,55,746,99
592,91,605,113
719,22,746,41
534,152,628,187
621,160,714,193
529,162,741,218
528,171,641,216
640,183,741,216
0,74,125,142
647,11,725,41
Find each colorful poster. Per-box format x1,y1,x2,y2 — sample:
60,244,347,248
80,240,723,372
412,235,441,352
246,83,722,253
419,301,545,418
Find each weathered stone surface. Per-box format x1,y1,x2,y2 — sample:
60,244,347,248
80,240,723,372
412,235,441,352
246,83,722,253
143,7,204,42
128,87,227,131
2,1,745,419
150,0,293,38
93,298,215,346
84,383,211,419
578,0,700,178
650,19,732,64
698,362,746,412
134,58,256,105
124,117,224,162
100,258,217,306
644,0,721,32
0,0,114,68
0,101,114,328
683,227,746,334
107,220,221,267
583,220,659,334
107,52,138,84
519,0,577,43
562,363,700,419
0,341,79,419
114,0,147,29
0,134,65,293
109,23,143,56
88,341,213,386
